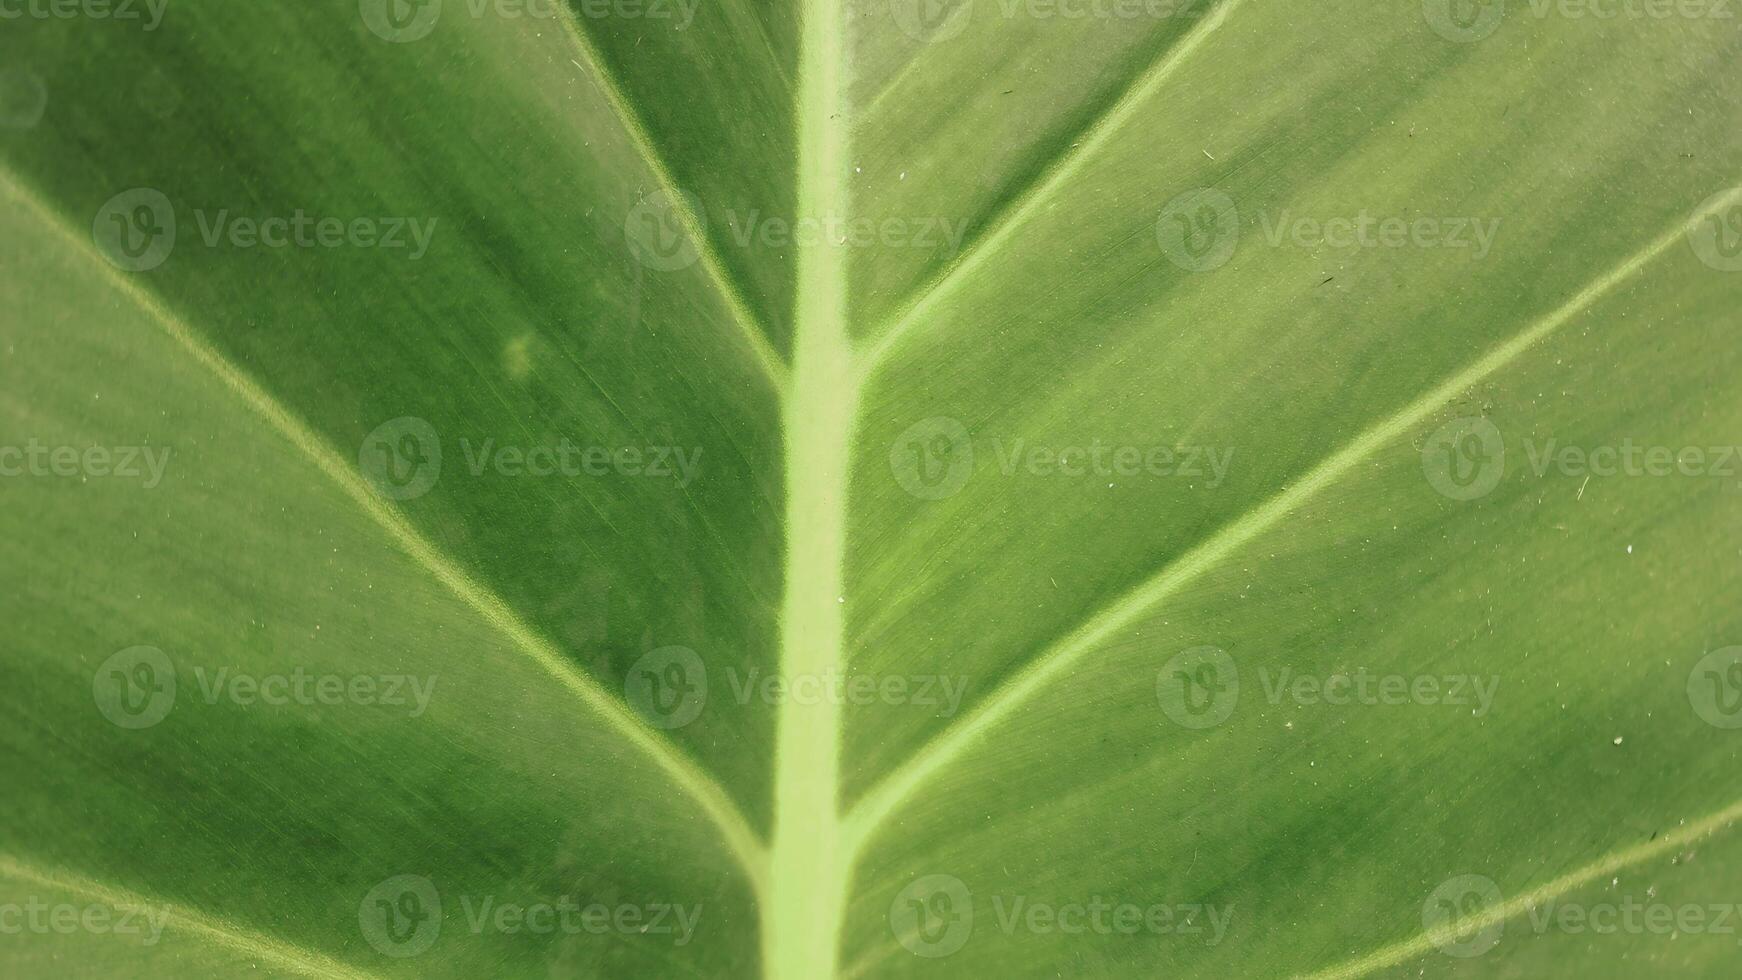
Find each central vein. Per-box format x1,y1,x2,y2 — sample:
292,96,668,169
765,0,854,974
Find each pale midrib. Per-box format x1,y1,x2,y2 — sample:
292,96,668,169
0,852,381,980
843,185,1742,853
762,0,856,971
552,7,791,390
0,165,768,894
1299,794,1742,979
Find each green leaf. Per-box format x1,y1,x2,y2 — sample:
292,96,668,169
3,1,1742,978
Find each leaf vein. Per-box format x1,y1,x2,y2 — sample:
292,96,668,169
856,0,1251,376
0,853,380,980
844,185,1742,851
0,163,769,893
1298,794,1742,979
552,5,791,391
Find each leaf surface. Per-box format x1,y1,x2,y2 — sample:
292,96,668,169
3,1,1742,978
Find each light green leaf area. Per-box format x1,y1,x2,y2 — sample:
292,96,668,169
2,1,1741,978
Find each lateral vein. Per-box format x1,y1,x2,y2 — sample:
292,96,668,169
552,8,791,391
0,852,381,980
1297,793,1742,980
857,0,1251,376
844,185,1742,851
0,164,769,892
